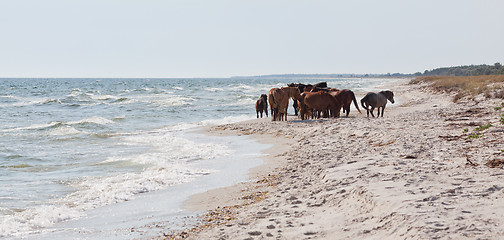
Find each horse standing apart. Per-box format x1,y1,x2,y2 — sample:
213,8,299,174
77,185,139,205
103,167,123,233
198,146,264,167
255,94,268,118
329,89,361,117
360,90,395,117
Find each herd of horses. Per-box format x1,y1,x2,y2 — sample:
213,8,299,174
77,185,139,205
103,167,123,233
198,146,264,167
255,82,395,121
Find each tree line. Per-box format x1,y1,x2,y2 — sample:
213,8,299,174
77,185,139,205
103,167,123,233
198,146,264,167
419,63,504,76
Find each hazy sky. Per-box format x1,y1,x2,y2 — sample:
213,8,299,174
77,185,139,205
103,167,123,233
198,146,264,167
1,0,503,78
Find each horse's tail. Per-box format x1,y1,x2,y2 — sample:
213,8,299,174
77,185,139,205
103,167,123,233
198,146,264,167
352,92,362,113
361,96,369,110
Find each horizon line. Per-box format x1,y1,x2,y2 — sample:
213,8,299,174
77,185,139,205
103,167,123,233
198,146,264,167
0,73,409,79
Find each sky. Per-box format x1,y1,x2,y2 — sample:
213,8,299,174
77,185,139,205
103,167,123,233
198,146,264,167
1,0,503,78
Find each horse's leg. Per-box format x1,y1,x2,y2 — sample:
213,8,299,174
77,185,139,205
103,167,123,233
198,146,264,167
257,110,259,118
370,107,375,117
293,101,298,116
381,105,385,117
377,107,380,117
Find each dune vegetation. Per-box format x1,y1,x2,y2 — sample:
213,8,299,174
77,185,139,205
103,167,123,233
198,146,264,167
410,75,504,102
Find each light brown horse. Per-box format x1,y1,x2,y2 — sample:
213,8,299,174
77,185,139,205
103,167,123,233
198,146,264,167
360,90,395,117
272,87,302,121
298,92,342,120
329,89,361,117
268,88,279,121
255,94,268,118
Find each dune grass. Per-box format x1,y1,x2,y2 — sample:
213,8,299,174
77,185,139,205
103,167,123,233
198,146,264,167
410,75,504,102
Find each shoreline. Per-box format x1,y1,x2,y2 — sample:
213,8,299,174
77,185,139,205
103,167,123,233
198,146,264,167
164,78,504,239
183,124,294,212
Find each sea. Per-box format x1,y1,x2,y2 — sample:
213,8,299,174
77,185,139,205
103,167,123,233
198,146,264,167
0,77,394,239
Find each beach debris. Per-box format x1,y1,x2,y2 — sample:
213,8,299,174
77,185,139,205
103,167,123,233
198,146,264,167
372,140,396,147
438,135,462,141
248,231,262,236
466,157,479,167
485,159,504,168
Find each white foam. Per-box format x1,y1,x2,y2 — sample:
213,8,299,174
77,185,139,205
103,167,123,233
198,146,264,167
14,122,63,131
228,83,257,92
90,94,119,101
0,205,83,238
0,127,228,238
200,114,255,126
67,116,114,126
131,94,195,107
205,87,224,92
0,95,58,107
48,126,83,136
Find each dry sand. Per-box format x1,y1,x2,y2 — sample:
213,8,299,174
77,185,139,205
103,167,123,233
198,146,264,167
161,79,504,239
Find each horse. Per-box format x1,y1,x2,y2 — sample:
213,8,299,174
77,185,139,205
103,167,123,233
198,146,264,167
255,94,268,118
298,92,342,120
360,90,395,117
312,82,327,88
329,89,361,117
287,83,319,116
268,88,279,121
273,87,302,121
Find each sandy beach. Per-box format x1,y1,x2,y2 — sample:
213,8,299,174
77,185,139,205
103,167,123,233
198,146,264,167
161,78,504,239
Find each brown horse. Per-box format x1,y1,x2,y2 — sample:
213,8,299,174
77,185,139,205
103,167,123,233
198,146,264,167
268,88,279,121
255,94,268,118
329,89,361,117
272,87,302,121
360,90,395,117
298,92,342,120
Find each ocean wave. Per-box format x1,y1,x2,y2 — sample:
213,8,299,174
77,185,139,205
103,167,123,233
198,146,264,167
15,122,64,131
67,116,114,126
228,83,256,92
0,204,83,238
205,87,224,92
132,94,195,107
200,114,255,126
4,117,114,134
47,126,84,136
0,95,61,107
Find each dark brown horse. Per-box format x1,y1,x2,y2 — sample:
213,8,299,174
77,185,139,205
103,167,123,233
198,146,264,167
360,90,395,117
329,89,361,117
255,94,268,118
298,92,342,120
287,82,328,116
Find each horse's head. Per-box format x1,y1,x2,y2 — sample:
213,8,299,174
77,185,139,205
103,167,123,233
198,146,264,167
381,90,395,104
283,86,302,101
